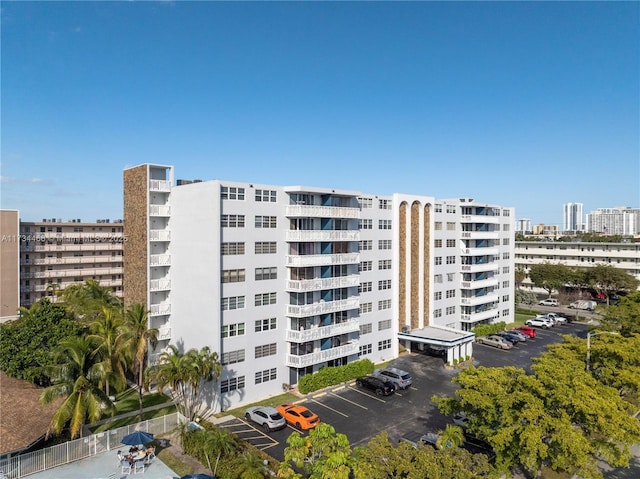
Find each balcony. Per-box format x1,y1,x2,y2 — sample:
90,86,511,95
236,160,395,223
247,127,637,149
286,230,360,242
461,231,500,240
22,243,123,252
150,254,171,266
28,268,122,279
157,325,172,341
460,263,500,274
286,297,360,318
286,275,360,292
460,214,500,224
286,205,360,219
461,278,499,290
460,293,500,306
149,229,171,241
461,247,499,256
285,341,359,368
150,278,171,292
286,252,360,268
149,180,171,192
286,318,360,343
150,302,171,316
150,205,171,217
461,308,499,323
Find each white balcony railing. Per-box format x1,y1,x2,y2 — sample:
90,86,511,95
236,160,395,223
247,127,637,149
459,214,500,224
461,231,500,240
150,278,171,292
157,325,172,341
149,229,171,242
460,293,500,306
460,263,500,274
285,252,360,268
149,180,172,192
285,205,360,219
461,247,499,256
150,254,171,266
286,230,360,242
286,318,360,343
149,205,171,217
285,341,359,368
150,302,171,316
461,278,500,290
286,297,360,318
286,275,360,292
461,308,499,323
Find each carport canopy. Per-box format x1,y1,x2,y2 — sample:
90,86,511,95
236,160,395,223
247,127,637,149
397,325,475,349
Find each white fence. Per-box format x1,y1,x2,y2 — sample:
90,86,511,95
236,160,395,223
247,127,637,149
0,412,186,479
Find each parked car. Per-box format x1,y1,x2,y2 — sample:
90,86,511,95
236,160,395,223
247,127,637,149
276,404,320,430
542,312,568,324
496,331,522,344
515,325,537,338
244,406,286,432
356,375,396,396
538,298,559,307
568,300,597,311
373,367,413,390
476,335,513,350
525,317,553,329
423,344,447,357
453,412,469,429
399,431,440,448
507,329,529,341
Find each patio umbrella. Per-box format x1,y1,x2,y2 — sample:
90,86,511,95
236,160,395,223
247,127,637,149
121,430,154,446
180,475,216,479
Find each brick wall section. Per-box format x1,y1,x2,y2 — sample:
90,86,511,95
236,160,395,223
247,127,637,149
423,204,430,326
410,201,420,329
0,210,19,319
398,202,407,331
123,166,148,310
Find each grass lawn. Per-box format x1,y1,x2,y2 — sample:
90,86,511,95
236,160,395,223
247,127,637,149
221,391,300,419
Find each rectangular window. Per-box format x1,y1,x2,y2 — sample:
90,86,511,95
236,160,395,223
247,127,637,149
446,239,456,247
446,289,456,298
446,222,456,231
378,199,392,210
220,376,245,393
255,292,277,306
446,306,455,315
434,222,442,230
222,242,245,255
378,279,391,290
255,317,277,332
359,323,373,335
434,309,442,318
434,274,443,283
358,197,373,208
502,280,510,288
503,224,510,231
255,368,277,384
446,205,456,214
221,215,245,228
359,302,373,314
502,295,510,302
222,323,245,338
221,349,245,365
255,267,277,281
447,273,455,282
255,216,277,228
221,186,245,200
378,299,391,310
359,219,372,229
378,219,392,230
378,319,392,330
434,239,442,248
378,260,391,270
255,242,277,254
359,282,372,293
446,256,456,264
503,266,510,274
255,189,277,202
378,339,391,351
502,252,510,260
359,240,373,251
359,261,373,272
359,344,373,356
435,204,442,213
503,238,510,245
221,296,245,311
378,239,392,250
435,257,442,265
434,291,442,300
502,309,510,317
221,269,246,283
255,343,277,359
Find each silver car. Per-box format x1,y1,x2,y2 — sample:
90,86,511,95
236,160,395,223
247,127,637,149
245,406,286,432
477,335,513,350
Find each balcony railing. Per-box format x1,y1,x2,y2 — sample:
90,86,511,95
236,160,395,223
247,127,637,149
286,275,360,292
157,325,172,341
460,293,500,306
149,229,171,241
461,308,499,323
286,252,360,268
21,243,122,252
25,268,122,279
461,247,499,256
286,318,360,343
286,297,360,318
286,230,360,242
21,256,123,265
150,205,171,217
150,278,171,292
149,179,171,192
461,278,499,290
460,263,500,273
285,341,359,368
150,254,171,266
149,302,171,316
459,214,500,224
461,231,500,240
285,205,360,219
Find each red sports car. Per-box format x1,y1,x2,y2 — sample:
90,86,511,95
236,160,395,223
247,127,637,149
515,325,537,338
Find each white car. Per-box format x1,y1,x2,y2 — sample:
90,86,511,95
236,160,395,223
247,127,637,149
245,406,286,432
525,317,553,329
538,298,559,307
545,312,568,324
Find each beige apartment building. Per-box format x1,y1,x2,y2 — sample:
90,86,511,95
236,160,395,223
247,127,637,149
1,210,20,322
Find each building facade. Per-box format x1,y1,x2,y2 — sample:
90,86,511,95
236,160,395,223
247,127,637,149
1,210,20,322
586,207,640,236
563,202,584,232
123,164,515,412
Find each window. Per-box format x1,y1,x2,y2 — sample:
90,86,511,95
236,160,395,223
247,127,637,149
222,242,245,255
358,197,373,208
502,280,510,288
360,323,372,334
255,368,277,384
359,240,373,251
359,219,372,229
255,317,277,332
359,302,372,314
502,295,510,302
435,239,442,248
221,349,245,365
255,292,277,306
220,376,245,393
255,343,277,359
255,267,277,281
446,222,456,231
222,296,245,311
446,239,456,247
502,309,510,317
378,239,392,250
359,282,372,293
378,199,392,210
255,189,277,202
446,289,456,298
446,205,456,213
434,309,442,318
447,273,455,282
434,274,443,283
435,204,442,213
221,186,245,200
503,224,510,231
503,266,510,274
255,216,277,228
378,299,391,310
502,209,511,217
222,322,245,338
359,344,373,356
434,291,442,300
221,269,245,283
222,215,245,228
502,252,510,260
378,219,392,230
359,261,372,272
446,256,456,264
378,319,392,330
446,306,455,315
435,257,442,265
255,242,277,254
434,221,442,230
378,339,391,351
378,279,391,290
378,260,391,270
503,238,510,245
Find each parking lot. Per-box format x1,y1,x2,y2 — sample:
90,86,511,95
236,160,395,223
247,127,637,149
220,321,589,462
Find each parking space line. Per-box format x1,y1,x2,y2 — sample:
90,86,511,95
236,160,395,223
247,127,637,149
218,418,279,451
329,391,369,410
348,387,387,403
309,398,349,417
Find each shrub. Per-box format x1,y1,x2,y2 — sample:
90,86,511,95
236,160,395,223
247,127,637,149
298,358,375,394
473,322,507,338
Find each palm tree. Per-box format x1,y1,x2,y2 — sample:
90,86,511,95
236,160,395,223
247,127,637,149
46,282,61,302
436,424,465,450
59,279,122,323
40,336,113,439
199,427,238,478
237,452,268,479
88,306,126,398
120,303,158,420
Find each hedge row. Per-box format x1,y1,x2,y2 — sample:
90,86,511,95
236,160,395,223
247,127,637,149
473,321,507,338
298,358,375,394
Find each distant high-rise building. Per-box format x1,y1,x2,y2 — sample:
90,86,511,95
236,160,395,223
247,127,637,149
586,207,640,235
563,203,583,232
515,218,532,233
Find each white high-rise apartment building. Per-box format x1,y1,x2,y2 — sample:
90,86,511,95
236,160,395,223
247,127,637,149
123,164,515,412
563,202,584,232
515,218,532,234
586,207,640,235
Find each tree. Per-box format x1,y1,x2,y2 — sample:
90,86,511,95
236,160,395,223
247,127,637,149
528,262,573,297
437,424,465,450
584,265,640,304
40,336,114,439
514,267,526,290
120,303,158,421
197,427,238,478
87,306,127,398
599,291,640,336
59,279,122,323
237,452,268,479
145,344,222,420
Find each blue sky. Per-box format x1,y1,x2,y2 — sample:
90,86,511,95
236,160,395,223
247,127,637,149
2,1,638,225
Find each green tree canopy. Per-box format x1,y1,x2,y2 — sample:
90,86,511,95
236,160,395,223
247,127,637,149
528,262,574,297
584,265,640,303
58,279,122,323
599,291,640,336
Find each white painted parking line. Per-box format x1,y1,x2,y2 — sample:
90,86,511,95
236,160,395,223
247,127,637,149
348,387,388,403
310,398,349,417
218,418,279,451
329,391,369,410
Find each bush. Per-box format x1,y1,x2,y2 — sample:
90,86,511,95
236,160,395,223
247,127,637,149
298,359,375,394
473,322,507,338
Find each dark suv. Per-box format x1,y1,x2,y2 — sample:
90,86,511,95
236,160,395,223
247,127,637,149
355,375,396,396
